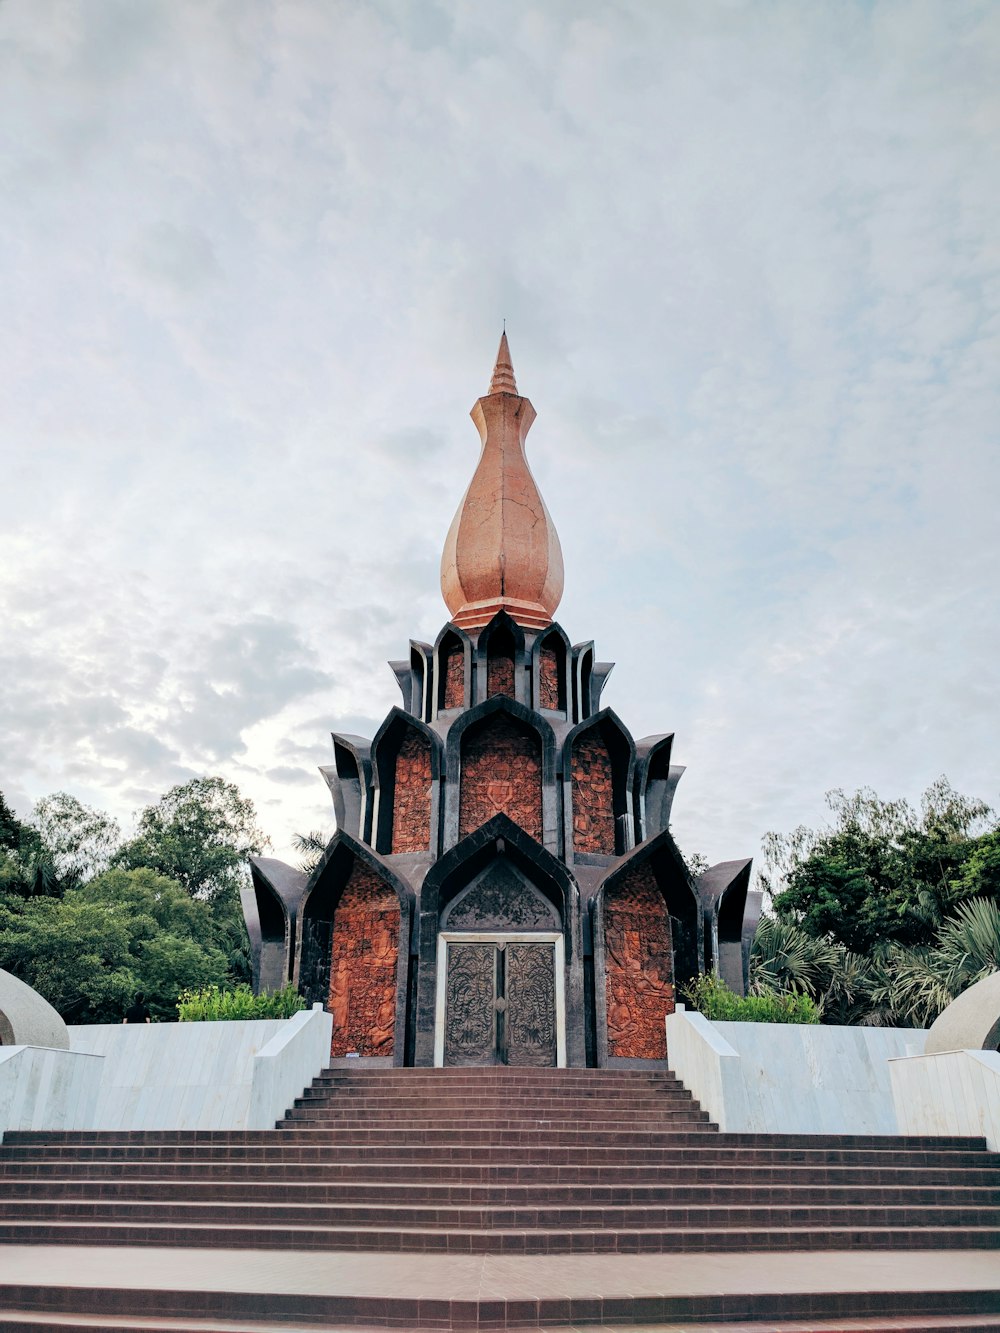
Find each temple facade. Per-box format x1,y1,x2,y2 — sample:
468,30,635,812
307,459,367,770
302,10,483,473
242,337,760,1067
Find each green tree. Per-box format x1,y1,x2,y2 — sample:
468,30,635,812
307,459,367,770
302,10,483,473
115,777,267,901
753,779,999,1029
29,792,121,883
0,867,230,1023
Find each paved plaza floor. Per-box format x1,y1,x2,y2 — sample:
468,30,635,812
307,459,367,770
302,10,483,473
0,1244,997,1303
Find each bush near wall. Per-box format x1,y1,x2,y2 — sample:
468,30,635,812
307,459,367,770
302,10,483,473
177,983,305,1022
684,973,820,1025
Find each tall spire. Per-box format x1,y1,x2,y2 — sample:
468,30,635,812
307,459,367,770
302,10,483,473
488,331,518,395
440,335,564,631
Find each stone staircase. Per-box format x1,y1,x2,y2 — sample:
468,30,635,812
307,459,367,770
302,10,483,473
0,1066,998,1328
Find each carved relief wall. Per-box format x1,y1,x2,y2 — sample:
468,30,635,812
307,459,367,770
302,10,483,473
442,641,465,709
604,860,674,1059
539,644,564,710
329,862,400,1058
390,729,432,853
486,648,515,698
571,729,616,854
459,713,543,840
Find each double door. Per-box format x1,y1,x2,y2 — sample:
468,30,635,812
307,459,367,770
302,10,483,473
443,938,557,1066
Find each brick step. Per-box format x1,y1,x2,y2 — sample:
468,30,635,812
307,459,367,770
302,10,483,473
280,1114,707,1130
286,1097,703,1115
2,1315,1000,1333
279,1120,719,1136
1,1219,999,1254
0,1279,996,1331
3,1151,997,1183
314,1067,680,1080
2,1142,990,1167
6,1128,985,1152
7,1177,995,1206
7,1197,1000,1230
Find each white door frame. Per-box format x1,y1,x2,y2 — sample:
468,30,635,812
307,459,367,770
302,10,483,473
434,931,566,1067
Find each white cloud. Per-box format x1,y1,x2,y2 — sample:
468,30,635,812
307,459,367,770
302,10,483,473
1,0,997,865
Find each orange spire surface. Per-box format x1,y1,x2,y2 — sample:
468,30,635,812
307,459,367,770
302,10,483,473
440,334,564,632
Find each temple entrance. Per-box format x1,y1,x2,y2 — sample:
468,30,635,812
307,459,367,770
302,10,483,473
435,933,565,1067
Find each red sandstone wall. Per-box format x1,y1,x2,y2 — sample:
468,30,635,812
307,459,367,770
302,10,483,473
329,862,399,1058
539,645,563,710
487,650,515,698
459,713,543,840
571,730,616,854
604,861,674,1059
391,729,432,853
442,644,465,709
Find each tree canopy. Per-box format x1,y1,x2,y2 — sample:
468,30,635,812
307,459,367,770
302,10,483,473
0,778,268,1023
750,778,1000,1027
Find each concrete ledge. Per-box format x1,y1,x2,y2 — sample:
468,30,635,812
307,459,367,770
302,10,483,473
0,1045,102,1140
68,1006,332,1131
666,1008,925,1134
890,1047,1000,1151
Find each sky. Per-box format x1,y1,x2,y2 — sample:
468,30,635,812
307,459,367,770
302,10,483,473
1,0,998,876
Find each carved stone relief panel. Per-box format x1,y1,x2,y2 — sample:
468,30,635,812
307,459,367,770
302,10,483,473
444,942,499,1066
441,860,559,933
329,862,400,1058
604,861,674,1060
459,713,543,840
505,942,557,1066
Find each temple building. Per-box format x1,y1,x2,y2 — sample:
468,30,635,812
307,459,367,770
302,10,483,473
242,336,761,1067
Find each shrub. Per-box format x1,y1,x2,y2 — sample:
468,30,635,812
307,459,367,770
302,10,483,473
682,972,820,1025
177,983,305,1022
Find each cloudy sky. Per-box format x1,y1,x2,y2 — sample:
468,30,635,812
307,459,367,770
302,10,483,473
2,0,998,874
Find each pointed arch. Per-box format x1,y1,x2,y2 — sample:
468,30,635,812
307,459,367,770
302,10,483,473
414,813,586,1067
244,857,307,994
370,708,443,856
477,611,525,703
572,642,594,722
434,626,471,714
446,696,554,844
533,624,570,713
634,733,675,843
564,709,636,857
324,734,372,843
698,859,756,995
297,833,413,1064
592,830,702,1065
410,642,431,721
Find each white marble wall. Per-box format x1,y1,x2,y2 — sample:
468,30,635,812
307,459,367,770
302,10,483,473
666,1007,926,1134
0,1045,103,1138
66,1004,332,1131
890,1049,1000,1151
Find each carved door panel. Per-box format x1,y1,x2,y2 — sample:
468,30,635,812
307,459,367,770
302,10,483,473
443,939,557,1067
444,942,501,1066
505,943,557,1067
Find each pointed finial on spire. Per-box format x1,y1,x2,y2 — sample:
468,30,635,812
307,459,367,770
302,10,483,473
488,330,518,396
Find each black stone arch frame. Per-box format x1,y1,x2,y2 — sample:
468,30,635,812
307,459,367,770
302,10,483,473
409,641,433,721
531,622,572,715
294,831,415,1067
321,734,373,843
433,624,474,716
243,858,303,994
697,859,758,995
571,641,595,723
442,693,560,855
563,707,637,860
633,733,675,844
591,828,704,1067
370,706,444,857
413,813,587,1067
473,610,528,706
